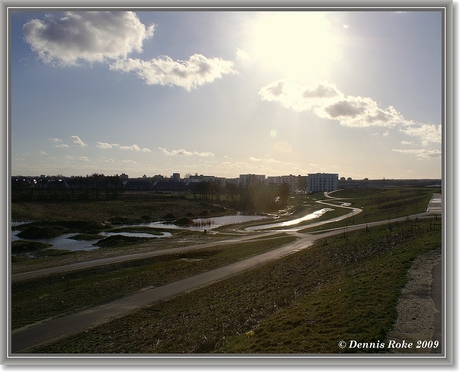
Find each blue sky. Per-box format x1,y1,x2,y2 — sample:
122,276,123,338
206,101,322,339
10,9,443,179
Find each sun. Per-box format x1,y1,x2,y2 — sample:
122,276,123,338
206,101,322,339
246,12,340,80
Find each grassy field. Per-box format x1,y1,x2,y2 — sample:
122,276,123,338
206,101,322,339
12,235,297,330
11,192,232,224
11,187,442,354
300,187,439,233
29,217,441,354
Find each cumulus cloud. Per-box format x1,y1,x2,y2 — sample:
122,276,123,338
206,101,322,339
236,48,250,61
23,11,235,91
49,137,62,142
23,11,154,65
249,157,281,163
391,148,441,159
259,79,408,128
119,144,141,151
56,144,69,148
71,135,86,146
159,147,215,157
400,124,441,145
97,142,150,152
259,79,442,147
96,142,115,149
110,54,236,91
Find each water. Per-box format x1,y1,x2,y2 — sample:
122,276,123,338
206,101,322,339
144,214,268,231
246,208,334,231
11,214,267,252
11,230,173,252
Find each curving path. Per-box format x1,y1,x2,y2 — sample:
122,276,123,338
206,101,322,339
10,193,442,353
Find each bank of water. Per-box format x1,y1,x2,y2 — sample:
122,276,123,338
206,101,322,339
144,214,268,231
246,208,335,231
11,214,268,252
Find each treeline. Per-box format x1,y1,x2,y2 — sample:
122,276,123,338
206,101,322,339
12,174,292,213
11,174,125,202
190,181,291,213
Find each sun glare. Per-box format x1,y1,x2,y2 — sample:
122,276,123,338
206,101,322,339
248,12,340,79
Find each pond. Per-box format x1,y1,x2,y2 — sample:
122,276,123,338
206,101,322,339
11,214,268,252
142,214,268,231
245,208,334,231
11,230,173,252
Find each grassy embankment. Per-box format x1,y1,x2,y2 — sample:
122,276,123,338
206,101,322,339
12,190,441,353
30,216,441,354
12,234,296,330
300,187,439,233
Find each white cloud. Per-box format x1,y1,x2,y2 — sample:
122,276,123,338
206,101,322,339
401,140,415,145
110,54,236,91
71,135,86,146
78,156,90,161
400,124,441,145
159,147,215,157
39,151,48,155
259,79,409,128
391,148,441,159
97,142,115,149
119,144,140,151
97,142,149,152
249,157,281,163
236,48,250,61
259,79,442,151
24,11,154,66
56,144,69,148
49,137,62,142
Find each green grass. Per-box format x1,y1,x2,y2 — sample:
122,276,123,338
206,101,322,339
29,217,441,354
11,194,232,225
12,235,296,330
300,187,438,233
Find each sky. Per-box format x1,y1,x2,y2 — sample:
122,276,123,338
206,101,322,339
9,8,443,180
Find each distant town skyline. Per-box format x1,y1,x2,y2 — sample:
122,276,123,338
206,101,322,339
10,9,443,180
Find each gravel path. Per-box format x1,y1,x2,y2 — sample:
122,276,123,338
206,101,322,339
385,248,442,354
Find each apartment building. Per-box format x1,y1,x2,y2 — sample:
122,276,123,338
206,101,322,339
239,174,266,188
267,174,300,192
307,173,338,193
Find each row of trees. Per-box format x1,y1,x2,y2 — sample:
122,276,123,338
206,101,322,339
12,174,292,213
190,181,291,213
12,174,125,202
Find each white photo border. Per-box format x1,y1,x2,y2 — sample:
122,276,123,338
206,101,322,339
2,0,456,367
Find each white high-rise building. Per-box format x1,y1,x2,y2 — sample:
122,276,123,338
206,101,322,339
307,173,338,193
267,174,299,192
239,174,266,188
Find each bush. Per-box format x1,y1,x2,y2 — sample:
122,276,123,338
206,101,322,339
12,240,52,253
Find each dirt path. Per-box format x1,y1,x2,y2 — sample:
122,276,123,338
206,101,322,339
385,248,442,354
